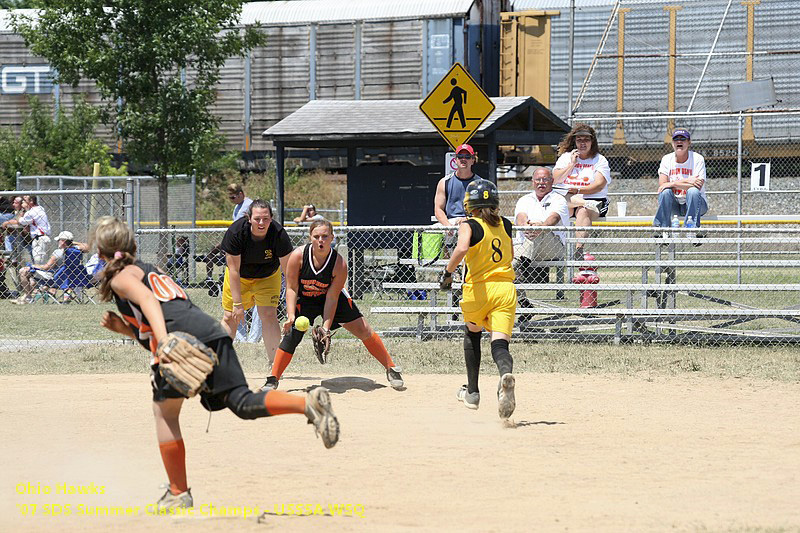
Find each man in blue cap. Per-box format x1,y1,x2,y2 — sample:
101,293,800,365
654,128,708,228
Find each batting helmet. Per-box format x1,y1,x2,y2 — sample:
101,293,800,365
463,178,500,212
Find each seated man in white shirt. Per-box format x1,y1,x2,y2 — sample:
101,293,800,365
513,167,570,284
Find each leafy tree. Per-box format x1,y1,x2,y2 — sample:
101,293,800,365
0,1,43,8
13,0,264,260
0,96,124,189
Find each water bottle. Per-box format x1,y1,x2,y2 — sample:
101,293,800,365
670,214,680,238
685,216,696,240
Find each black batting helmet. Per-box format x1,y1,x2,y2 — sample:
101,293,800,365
463,178,500,212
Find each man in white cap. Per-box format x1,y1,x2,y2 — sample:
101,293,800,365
14,230,88,304
654,128,708,228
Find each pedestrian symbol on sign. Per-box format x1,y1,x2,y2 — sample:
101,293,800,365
444,79,467,129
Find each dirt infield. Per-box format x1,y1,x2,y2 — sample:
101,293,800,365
1,372,798,532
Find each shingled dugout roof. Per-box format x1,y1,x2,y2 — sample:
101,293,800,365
262,96,570,147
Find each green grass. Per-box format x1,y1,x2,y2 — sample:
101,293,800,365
1,337,798,382
2,275,799,381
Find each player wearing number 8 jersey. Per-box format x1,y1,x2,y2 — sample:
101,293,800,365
90,216,339,511
439,179,517,419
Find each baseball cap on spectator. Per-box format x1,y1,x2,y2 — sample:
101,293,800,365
456,144,475,156
56,231,74,241
672,129,691,140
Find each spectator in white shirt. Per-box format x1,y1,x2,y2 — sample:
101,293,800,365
15,230,87,304
654,129,708,228
553,123,611,260
513,167,570,283
2,195,51,263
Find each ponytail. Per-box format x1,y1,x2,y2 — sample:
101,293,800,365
89,216,137,302
478,207,501,227
97,251,135,302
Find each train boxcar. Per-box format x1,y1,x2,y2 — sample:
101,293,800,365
504,0,800,172
1,0,505,159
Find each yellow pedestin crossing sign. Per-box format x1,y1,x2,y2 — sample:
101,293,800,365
419,63,495,150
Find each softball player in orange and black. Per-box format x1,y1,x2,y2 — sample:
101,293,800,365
91,216,339,511
440,179,517,419
262,219,404,391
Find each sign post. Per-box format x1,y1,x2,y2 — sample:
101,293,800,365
419,63,495,150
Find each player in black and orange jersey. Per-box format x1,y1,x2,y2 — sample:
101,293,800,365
90,216,339,511
262,219,404,391
439,179,517,419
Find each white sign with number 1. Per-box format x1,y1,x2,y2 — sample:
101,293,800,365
750,162,770,191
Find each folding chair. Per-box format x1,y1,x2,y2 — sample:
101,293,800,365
48,247,98,304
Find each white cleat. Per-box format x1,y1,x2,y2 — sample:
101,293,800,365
497,373,516,419
156,486,193,510
386,366,405,390
305,387,340,449
456,384,480,410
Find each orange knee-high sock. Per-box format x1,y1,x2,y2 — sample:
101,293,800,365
158,439,188,495
270,349,294,380
362,332,395,369
263,391,306,415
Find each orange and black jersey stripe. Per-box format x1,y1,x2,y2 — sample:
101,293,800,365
298,244,338,301
113,260,228,353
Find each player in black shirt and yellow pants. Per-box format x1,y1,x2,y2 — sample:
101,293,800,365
220,199,293,388
440,179,517,420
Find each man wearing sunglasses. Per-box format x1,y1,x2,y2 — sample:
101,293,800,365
227,183,254,221
433,144,482,228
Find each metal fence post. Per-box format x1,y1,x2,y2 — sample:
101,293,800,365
339,199,345,225
58,177,64,233
126,177,134,231
190,169,197,282
83,178,89,229
135,179,141,232
737,112,743,284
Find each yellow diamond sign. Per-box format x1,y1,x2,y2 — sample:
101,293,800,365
419,63,496,151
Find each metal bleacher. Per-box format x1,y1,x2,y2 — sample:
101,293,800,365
364,225,800,345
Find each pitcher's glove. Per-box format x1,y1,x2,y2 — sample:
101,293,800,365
311,326,333,364
439,268,454,290
156,332,219,398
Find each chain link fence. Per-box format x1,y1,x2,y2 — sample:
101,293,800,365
0,188,125,350
129,224,800,345
17,174,197,232
1,188,124,248
3,220,800,351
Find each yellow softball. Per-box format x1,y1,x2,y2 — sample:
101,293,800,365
294,316,310,332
